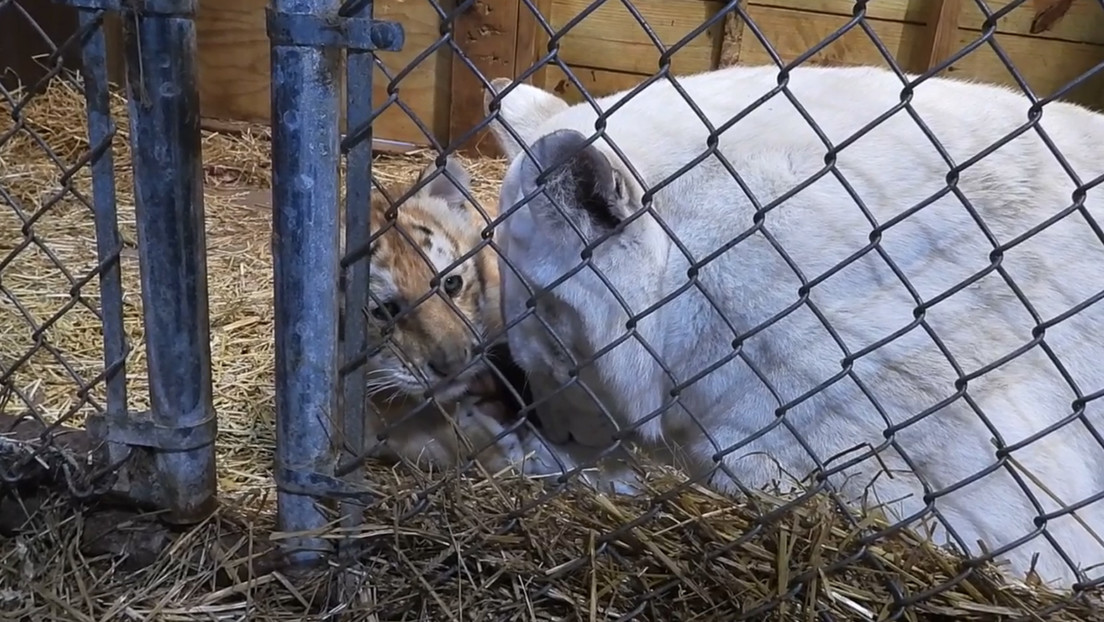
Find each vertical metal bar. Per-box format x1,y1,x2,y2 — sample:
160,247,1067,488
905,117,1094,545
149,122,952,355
270,0,343,564
339,0,374,547
121,2,217,524
75,9,128,454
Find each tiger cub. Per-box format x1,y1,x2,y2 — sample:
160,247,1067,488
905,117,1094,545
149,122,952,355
360,156,551,474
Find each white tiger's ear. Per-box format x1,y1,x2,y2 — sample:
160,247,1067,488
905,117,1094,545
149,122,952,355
416,155,471,209
517,128,631,233
483,77,569,161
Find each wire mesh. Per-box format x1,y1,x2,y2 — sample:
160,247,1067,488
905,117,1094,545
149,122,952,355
305,0,1104,618
1,0,216,526
0,1,130,503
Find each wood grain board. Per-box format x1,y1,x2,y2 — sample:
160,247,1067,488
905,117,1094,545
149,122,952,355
749,0,1104,44
449,0,519,157
547,0,725,75
540,64,651,104
9,1,1104,154
921,0,965,70
182,0,1104,151
194,0,452,148
727,3,1104,107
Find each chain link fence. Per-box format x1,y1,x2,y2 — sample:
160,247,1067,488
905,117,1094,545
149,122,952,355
0,0,122,506
260,0,1104,618
8,0,1101,618
0,0,216,530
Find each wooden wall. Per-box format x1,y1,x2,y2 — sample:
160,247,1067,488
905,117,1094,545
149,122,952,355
449,0,727,154
723,1,1104,108
194,0,454,151
531,0,726,104
8,0,1104,158
455,0,1104,156
0,0,86,92
503,0,1104,110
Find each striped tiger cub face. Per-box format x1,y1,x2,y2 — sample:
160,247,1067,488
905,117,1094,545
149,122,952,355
365,157,501,402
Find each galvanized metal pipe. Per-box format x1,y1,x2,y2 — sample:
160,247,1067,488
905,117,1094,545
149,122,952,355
339,0,375,541
121,0,218,524
270,0,343,565
75,8,129,463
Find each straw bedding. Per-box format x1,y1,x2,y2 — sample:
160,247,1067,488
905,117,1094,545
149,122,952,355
1,76,1101,621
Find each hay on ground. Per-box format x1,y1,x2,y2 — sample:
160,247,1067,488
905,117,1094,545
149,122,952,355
1,75,1100,621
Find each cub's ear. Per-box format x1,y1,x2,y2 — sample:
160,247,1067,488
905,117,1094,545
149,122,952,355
483,78,569,161
415,155,471,209
520,129,629,232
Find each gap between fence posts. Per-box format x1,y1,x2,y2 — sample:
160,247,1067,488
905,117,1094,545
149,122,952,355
119,0,217,525
270,0,344,565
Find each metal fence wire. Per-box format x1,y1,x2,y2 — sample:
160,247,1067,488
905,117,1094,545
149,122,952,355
8,0,1104,618
0,0,216,526
262,0,1104,618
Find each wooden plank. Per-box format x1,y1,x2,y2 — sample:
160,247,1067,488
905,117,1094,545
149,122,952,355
739,5,1104,109
515,0,556,89
103,12,126,85
757,0,1104,46
739,5,929,71
749,0,926,23
920,1,964,71
0,0,81,91
549,0,725,75
449,0,520,157
370,0,454,145
538,65,650,104
194,0,270,122
194,0,450,148
719,2,750,66
960,0,1104,45
946,29,1104,108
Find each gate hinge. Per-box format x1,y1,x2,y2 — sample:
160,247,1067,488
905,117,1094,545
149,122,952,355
266,8,405,52
86,409,216,453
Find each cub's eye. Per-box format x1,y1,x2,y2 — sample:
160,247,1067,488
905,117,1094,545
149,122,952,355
369,300,400,322
443,275,464,297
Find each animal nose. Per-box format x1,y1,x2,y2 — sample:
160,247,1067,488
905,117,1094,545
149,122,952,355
426,359,450,378
427,346,470,378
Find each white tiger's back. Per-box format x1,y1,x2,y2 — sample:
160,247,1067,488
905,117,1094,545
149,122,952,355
487,64,1104,588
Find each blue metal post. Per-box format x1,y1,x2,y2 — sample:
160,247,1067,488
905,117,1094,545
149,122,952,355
270,0,343,563
75,8,129,456
339,0,374,541
121,1,217,524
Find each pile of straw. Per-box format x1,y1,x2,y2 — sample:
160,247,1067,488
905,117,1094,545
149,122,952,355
1,76,1100,621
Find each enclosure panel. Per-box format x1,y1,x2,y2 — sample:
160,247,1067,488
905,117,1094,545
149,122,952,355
737,5,929,72
749,0,926,23
549,0,725,75
516,0,557,88
194,0,451,148
449,0,520,155
757,0,1104,46
959,0,1104,46
370,0,454,148
949,27,1104,107
194,1,269,122
538,64,650,104
735,4,1104,110
0,0,81,90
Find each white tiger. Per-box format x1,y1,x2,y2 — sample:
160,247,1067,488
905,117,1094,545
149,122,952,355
483,64,1104,589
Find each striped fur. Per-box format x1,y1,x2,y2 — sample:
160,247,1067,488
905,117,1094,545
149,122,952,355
361,157,545,472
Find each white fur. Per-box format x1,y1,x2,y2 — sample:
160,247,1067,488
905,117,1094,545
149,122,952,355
485,65,1104,588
